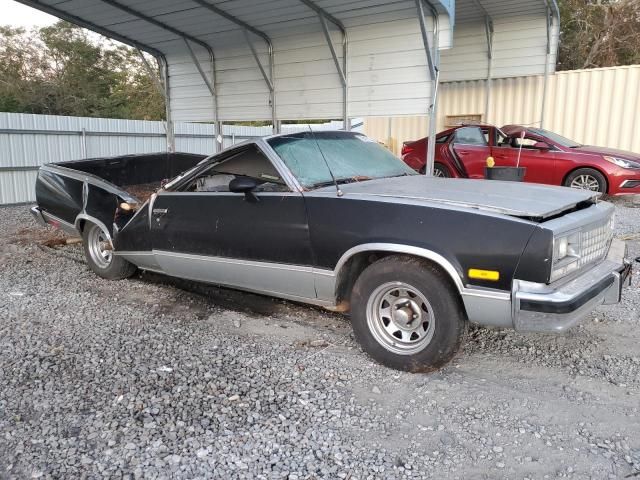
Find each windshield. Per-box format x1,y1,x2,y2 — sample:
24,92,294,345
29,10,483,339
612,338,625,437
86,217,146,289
528,128,582,148
268,132,416,189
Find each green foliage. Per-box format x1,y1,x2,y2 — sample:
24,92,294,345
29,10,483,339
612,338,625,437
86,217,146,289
558,0,640,70
0,21,165,120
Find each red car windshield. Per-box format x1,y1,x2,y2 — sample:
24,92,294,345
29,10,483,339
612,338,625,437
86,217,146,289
528,128,582,148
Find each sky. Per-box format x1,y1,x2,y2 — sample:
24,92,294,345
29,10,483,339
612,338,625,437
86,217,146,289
1,0,57,27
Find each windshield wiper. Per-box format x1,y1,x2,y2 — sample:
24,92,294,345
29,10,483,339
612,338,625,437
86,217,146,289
310,177,372,189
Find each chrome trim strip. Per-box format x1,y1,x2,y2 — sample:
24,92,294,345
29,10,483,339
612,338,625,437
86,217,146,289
113,251,154,256
333,243,465,292
41,164,137,203
40,210,79,236
257,137,305,193
155,250,314,272
620,179,640,188
75,213,111,240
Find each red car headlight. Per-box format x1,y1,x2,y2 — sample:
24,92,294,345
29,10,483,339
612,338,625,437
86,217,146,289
603,156,640,169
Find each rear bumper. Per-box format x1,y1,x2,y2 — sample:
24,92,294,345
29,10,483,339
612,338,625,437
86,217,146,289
30,206,78,235
30,206,47,227
512,238,630,332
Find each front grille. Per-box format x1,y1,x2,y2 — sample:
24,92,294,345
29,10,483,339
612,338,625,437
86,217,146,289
579,220,613,267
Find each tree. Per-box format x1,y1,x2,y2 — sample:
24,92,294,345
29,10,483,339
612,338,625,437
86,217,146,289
558,0,640,70
0,21,165,119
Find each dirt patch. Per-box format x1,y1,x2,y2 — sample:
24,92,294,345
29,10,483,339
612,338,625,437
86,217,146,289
6,226,74,247
126,182,161,203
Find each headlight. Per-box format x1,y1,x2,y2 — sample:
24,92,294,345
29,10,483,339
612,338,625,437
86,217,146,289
551,231,581,281
550,216,614,282
604,156,640,169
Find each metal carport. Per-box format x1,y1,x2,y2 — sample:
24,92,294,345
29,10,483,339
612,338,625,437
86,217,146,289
14,0,559,174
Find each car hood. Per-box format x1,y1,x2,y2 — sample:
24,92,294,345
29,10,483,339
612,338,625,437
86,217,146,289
569,145,640,161
326,176,597,219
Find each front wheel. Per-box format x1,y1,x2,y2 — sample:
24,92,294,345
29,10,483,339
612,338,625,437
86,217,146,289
564,168,607,193
350,256,467,372
82,223,137,280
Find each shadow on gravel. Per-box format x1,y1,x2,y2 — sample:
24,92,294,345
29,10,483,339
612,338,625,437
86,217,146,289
134,269,343,325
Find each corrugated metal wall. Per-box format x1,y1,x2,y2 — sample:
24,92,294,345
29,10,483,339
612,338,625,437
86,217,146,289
440,10,557,82
365,65,640,156
0,112,348,205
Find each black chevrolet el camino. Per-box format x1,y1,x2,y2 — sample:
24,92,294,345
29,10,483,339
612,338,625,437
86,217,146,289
31,131,632,371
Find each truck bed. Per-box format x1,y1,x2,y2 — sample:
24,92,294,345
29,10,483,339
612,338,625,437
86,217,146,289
33,152,207,236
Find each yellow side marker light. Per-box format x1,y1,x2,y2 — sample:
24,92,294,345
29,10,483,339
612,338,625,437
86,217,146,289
468,269,500,281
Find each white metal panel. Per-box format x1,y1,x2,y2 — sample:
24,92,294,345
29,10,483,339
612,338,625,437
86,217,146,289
23,0,552,122
347,16,433,117
441,8,558,83
0,171,39,205
0,112,353,204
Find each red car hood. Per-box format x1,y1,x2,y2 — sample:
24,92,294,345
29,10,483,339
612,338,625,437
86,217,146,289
569,145,640,161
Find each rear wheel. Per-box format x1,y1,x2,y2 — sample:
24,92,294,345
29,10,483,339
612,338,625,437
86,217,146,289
82,223,136,280
350,255,467,372
419,163,451,178
564,168,607,193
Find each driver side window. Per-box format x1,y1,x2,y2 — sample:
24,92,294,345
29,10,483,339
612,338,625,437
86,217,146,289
184,146,289,193
453,127,487,146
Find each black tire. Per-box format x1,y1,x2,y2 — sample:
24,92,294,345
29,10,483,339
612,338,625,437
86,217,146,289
564,168,607,193
82,223,137,280
419,163,451,178
433,163,452,178
350,255,467,372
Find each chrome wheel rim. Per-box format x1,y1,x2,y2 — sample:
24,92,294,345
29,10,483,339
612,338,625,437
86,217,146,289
570,174,601,191
434,168,446,178
366,282,436,355
87,225,112,269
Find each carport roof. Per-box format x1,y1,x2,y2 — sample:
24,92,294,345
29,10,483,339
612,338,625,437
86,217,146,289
14,0,558,126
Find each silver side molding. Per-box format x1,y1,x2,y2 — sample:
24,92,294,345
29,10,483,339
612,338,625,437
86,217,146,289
153,249,328,306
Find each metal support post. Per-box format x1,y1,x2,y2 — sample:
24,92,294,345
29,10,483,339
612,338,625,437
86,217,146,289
416,0,440,176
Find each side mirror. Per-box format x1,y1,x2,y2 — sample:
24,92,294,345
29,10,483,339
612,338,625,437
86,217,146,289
229,176,260,202
533,141,551,150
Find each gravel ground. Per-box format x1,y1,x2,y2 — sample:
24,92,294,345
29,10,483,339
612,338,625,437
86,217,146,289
1,198,639,479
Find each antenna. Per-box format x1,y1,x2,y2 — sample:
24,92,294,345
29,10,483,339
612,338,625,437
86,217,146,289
307,125,343,197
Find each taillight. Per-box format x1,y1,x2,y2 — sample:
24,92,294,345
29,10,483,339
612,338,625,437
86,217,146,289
401,143,414,156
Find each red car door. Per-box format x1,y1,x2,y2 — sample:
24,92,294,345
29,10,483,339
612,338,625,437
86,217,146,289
491,133,557,185
450,126,491,178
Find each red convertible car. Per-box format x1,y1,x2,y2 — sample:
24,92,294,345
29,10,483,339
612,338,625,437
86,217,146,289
401,124,640,195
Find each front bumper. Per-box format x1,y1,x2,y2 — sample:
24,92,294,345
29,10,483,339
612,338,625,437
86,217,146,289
513,238,630,332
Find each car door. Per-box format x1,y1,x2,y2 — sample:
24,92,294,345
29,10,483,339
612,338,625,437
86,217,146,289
450,126,492,178
150,143,316,300
492,133,557,185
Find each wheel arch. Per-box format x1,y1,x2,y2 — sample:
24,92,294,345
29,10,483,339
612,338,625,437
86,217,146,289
75,213,112,240
333,243,464,304
562,165,609,193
